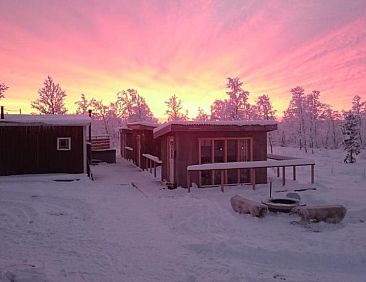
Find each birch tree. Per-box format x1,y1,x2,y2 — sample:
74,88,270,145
194,107,210,121
116,89,156,122
31,76,67,114
256,94,276,152
74,94,91,114
283,86,308,152
0,82,8,100
165,94,188,121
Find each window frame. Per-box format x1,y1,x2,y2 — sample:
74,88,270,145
198,137,253,186
57,137,71,151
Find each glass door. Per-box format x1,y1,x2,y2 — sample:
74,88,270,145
213,140,225,184
238,139,251,183
200,139,212,186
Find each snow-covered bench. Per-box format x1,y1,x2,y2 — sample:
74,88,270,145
291,205,347,223
230,195,268,218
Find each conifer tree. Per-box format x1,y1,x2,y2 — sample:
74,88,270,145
341,111,361,163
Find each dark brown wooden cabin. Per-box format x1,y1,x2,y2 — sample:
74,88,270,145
120,122,160,169
0,114,90,176
153,121,277,188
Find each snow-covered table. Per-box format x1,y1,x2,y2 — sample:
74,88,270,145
186,158,315,192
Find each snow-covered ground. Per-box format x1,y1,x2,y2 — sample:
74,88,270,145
0,147,365,282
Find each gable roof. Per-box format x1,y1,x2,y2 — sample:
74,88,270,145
153,120,277,138
0,114,91,126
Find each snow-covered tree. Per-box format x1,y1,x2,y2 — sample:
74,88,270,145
211,77,251,120
341,111,361,163
116,89,156,122
89,99,116,135
322,105,342,149
255,94,276,120
351,95,366,146
165,94,188,121
74,94,91,114
31,76,67,114
0,82,9,100
306,90,327,152
210,99,231,121
226,77,250,119
351,95,366,116
283,86,308,151
194,107,210,121
255,94,276,152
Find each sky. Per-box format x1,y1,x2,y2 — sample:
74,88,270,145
1,0,366,119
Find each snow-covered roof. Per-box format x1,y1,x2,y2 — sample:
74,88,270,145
0,114,91,126
154,120,277,138
127,121,159,128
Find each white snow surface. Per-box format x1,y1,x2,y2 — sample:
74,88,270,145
0,114,91,126
0,147,366,282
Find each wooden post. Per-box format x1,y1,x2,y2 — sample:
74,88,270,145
154,161,157,177
149,159,152,173
293,166,296,181
187,171,191,193
251,168,256,190
311,164,315,184
282,166,286,186
277,167,280,177
221,170,224,192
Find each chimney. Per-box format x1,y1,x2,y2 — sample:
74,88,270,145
1,106,4,119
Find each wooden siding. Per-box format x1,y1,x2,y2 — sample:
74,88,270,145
0,126,84,176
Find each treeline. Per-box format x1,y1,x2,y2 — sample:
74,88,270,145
1,76,365,156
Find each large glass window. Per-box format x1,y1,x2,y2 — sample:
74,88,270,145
198,138,252,186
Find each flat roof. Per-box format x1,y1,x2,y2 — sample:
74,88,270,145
153,120,277,138
0,114,91,126
127,121,158,130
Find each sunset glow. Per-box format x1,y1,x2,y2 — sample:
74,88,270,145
1,0,366,119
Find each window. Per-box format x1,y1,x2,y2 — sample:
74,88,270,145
57,137,71,151
198,137,252,186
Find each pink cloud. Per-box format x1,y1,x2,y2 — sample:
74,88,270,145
0,0,365,118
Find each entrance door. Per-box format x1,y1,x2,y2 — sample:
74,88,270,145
168,136,175,183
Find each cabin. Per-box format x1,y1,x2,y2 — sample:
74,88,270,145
153,121,278,188
119,122,160,169
0,114,91,176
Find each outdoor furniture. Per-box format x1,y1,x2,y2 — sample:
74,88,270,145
186,158,315,192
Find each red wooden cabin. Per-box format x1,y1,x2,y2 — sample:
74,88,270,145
153,121,277,188
0,114,91,176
